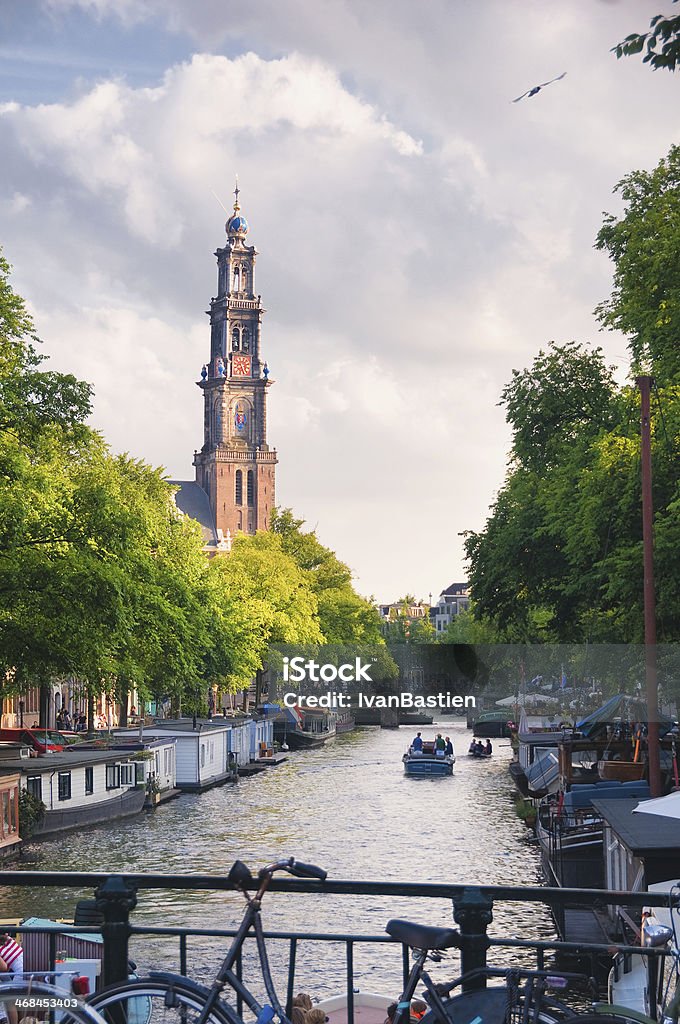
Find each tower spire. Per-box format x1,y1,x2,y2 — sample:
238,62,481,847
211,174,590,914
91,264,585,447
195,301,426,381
194,194,277,537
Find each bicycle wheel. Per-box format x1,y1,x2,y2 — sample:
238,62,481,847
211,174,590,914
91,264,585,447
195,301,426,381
421,988,577,1024
89,978,238,1024
0,980,108,1024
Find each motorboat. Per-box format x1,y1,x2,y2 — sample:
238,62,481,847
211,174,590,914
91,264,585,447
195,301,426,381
317,991,392,1024
403,739,455,776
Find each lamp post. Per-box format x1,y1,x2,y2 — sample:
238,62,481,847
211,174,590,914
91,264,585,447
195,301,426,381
18,701,24,728
637,374,661,798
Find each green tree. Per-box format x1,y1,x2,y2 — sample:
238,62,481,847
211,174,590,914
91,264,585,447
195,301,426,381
271,508,384,643
596,146,680,385
613,3,680,72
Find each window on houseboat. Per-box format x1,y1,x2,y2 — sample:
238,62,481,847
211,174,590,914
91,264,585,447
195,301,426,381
119,764,135,786
85,767,94,795
2,792,9,836
200,744,206,767
58,772,71,801
106,765,120,790
26,776,42,800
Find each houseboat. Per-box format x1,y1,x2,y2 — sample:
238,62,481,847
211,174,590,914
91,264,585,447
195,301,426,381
98,733,178,804
135,715,275,789
0,748,146,836
468,710,514,738
136,721,236,790
273,707,336,748
0,769,20,858
536,779,650,890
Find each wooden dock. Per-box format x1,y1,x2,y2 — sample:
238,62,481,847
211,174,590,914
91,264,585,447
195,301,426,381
238,753,287,776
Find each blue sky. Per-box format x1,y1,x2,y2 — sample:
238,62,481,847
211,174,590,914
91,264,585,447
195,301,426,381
1,0,677,600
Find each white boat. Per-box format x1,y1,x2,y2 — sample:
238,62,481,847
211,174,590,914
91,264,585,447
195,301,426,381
608,878,680,1016
317,991,393,1024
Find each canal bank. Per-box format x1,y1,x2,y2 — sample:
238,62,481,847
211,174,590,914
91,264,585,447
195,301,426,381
0,723,556,993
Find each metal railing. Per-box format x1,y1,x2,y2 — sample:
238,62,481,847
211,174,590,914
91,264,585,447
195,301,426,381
0,872,676,1018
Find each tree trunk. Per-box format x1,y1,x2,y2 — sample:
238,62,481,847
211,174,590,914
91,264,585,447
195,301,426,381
38,683,50,729
87,692,95,734
118,679,128,727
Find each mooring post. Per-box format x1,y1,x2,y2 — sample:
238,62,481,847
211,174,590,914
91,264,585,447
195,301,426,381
453,887,493,992
95,875,138,987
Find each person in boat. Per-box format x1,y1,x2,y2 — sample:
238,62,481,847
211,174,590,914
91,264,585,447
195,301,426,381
444,736,454,756
434,733,446,756
306,1010,329,1024
484,739,492,756
411,732,423,753
384,1002,425,1024
468,738,478,754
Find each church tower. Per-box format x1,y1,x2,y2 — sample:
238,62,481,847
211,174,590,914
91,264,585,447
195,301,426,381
193,185,277,539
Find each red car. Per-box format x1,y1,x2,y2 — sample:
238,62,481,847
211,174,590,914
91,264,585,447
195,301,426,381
0,728,65,753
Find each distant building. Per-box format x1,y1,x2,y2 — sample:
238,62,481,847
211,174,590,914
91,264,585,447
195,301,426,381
433,583,470,635
378,601,430,622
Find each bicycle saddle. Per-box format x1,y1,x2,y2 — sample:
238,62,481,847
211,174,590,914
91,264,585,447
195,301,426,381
386,919,460,950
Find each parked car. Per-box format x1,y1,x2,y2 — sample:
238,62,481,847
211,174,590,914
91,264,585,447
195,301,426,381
0,728,65,753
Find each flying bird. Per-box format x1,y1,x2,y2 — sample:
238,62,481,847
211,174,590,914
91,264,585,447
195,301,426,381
512,71,566,103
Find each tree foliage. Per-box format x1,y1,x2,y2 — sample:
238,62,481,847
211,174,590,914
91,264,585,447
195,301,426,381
596,145,680,384
0,250,385,712
465,351,680,642
613,3,680,72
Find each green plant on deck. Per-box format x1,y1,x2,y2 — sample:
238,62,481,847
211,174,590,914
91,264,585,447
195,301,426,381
146,775,161,795
130,750,154,762
19,788,45,839
514,796,537,826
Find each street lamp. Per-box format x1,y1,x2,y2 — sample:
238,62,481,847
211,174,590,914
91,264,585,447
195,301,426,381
18,701,24,728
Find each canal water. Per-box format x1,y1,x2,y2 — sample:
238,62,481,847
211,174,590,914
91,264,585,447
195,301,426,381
0,722,555,999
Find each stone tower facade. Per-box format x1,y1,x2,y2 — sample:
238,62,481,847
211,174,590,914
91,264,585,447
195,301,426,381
193,187,277,538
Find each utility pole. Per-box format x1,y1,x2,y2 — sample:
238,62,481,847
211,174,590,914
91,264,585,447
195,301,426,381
637,375,661,797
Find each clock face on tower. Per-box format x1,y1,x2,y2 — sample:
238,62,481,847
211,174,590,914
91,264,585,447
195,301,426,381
232,354,252,377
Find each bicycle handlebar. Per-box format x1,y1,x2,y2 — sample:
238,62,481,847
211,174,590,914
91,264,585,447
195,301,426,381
287,860,327,881
250,858,328,883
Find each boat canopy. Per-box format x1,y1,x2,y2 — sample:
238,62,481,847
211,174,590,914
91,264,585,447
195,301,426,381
576,694,673,737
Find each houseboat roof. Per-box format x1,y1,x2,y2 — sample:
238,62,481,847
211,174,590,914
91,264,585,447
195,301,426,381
78,736,174,751
0,748,141,773
127,719,244,737
591,797,680,857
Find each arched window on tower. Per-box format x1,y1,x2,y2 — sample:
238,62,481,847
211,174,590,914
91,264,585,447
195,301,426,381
241,267,249,293
233,266,240,292
242,327,250,353
247,470,254,507
235,470,243,506
232,327,240,351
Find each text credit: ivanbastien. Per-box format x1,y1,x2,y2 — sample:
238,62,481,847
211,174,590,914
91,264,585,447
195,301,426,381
268,645,481,710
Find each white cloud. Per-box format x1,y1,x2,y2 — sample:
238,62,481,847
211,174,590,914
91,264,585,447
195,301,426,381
2,2,676,598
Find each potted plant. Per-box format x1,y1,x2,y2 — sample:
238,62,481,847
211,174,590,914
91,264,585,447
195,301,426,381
146,775,162,806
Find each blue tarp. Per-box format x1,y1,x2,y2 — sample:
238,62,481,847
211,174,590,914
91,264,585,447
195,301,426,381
576,694,671,737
